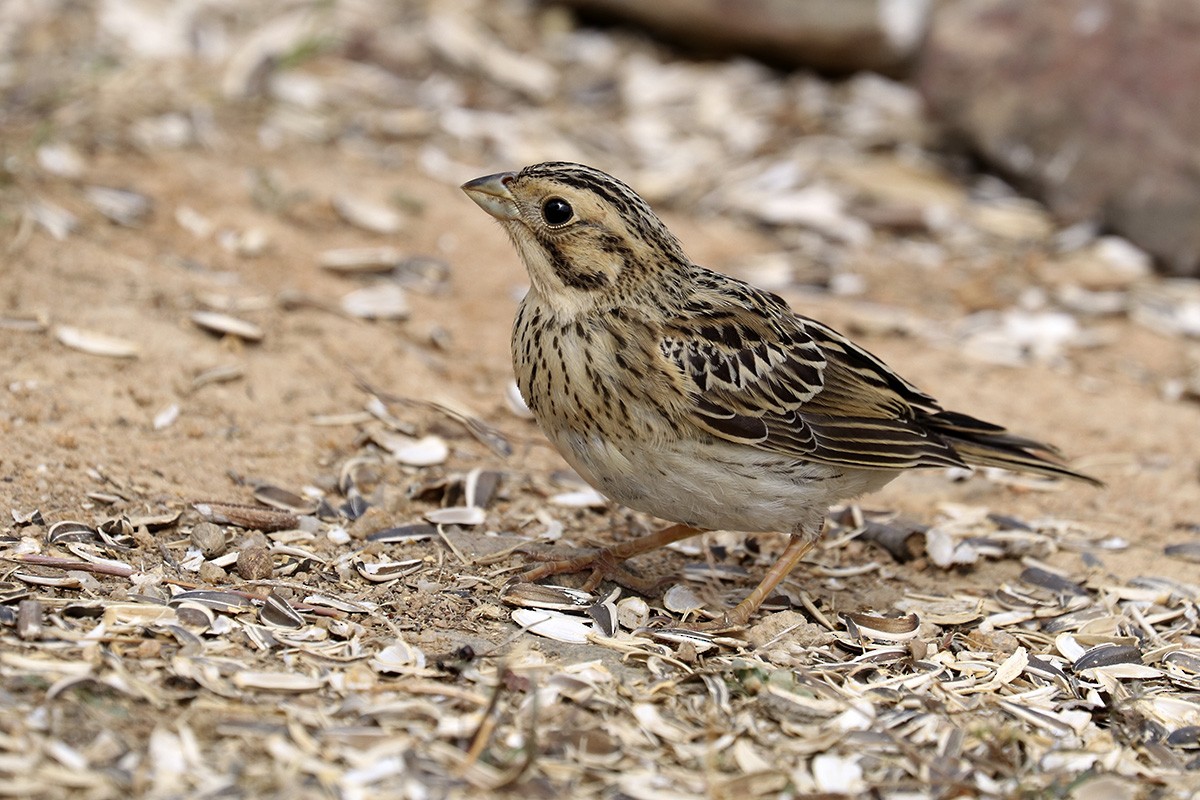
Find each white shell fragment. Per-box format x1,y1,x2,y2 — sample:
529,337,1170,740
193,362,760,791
36,142,86,179
423,506,485,526
319,246,403,273
501,582,596,611
232,671,324,692
85,185,152,226
153,404,180,430
190,311,265,342
512,608,593,644
26,198,79,240
373,432,448,467
662,584,706,616
331,193,403,234
55,326,139,358
340,284,410,320
370,640,426,673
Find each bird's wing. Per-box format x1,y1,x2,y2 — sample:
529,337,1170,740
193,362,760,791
659,281,967,471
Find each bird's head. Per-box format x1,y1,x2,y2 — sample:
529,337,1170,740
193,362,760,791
462,162,689,314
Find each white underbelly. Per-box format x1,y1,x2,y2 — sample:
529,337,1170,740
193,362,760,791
548,428,898,535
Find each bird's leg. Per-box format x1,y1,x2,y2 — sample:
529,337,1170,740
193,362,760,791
691,533,815,631
519,523,705,594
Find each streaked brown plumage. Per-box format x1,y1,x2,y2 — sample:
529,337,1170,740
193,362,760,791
463,161,1100,629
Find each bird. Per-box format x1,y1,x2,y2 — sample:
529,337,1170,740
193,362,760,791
462,162,1101,630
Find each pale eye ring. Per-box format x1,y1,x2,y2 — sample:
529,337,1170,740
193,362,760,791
541,196,574,226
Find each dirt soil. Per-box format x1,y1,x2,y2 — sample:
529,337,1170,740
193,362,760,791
2,3,1200,798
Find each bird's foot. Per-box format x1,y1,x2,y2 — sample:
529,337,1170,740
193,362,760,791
519,547,670,595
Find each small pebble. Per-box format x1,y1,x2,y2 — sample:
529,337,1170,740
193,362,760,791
190,522,226,558
236,546,274,580
198,561,228,583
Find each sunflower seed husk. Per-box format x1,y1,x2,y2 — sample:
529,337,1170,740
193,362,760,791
27,198,79,240
85,185,152,226
424,506,485,526
843,612,922,642
340,284,410,320
17,600,43,640
1164,543,1200,563
663,584,705,615
1073,644,1143,672
252,485,319,514
319,246,403,273
55,326,139,358
354,559,424,583
46,521,97,545
332,193,403,234
371,432,448,467
0,313,49,333
367,524,437,543
260,593,304,629
191,311,265,342
501,582,595,610
587,600,619,637
512,608,593,644
1020,565,1087,595
340,495,371,520
233,671,324,692
168,590,254,614
36,142,85,178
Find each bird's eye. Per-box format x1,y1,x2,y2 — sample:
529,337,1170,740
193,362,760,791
541,197,574,226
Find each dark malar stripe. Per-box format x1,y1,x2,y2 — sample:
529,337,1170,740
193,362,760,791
541,237,610,291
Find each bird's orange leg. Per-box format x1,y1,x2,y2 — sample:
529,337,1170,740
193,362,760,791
519,523,705,595
691,534,815,631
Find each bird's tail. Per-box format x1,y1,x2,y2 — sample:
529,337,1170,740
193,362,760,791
929,410,1104,487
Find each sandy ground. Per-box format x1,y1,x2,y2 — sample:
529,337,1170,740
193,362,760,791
3,5,1200,796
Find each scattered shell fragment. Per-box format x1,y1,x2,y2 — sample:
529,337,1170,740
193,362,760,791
340,284,410,320
367,524,437,542
501,582,595,611
512,608,593,643
354,559,424,583
27,198,80,240
85,185,152,226
260,593,304,629
141,402,176,435
168,590,254,614
370,640,426,673
332,193,403,234
190,311,265,342
55,326,139,358
0,313,49,333
616,596,650,629
663,584,706,616
36,142,86,179
319,246,403,273
232,671,324,692
371,432,448,467
843,612,921,642
47,521,97,545
252,485,320,514
1164,543,1200,563
424,506,485,526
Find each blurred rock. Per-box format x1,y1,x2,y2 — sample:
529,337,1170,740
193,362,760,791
557,0,931,75
918,0,1200,277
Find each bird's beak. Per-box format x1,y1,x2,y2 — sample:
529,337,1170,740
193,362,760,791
461,172,520,221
